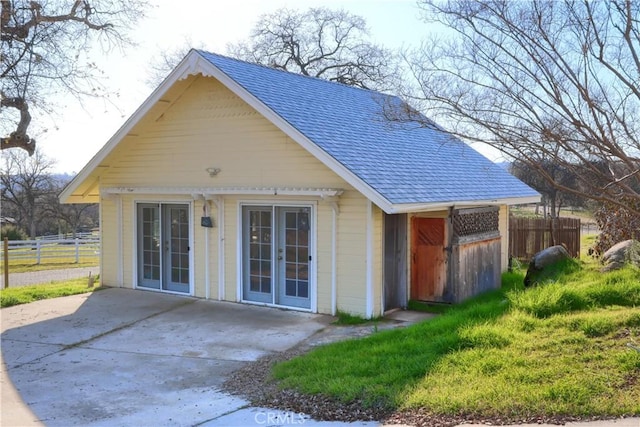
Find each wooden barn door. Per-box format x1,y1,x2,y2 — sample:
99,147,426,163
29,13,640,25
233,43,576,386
411,217,446,301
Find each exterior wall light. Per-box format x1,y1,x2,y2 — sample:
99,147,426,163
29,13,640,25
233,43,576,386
206,167,221,177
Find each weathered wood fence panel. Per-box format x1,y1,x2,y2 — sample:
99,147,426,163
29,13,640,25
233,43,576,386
509,217,581,260
450,236,502,303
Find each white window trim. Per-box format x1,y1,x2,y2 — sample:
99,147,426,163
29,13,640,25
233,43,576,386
132,199,195,296
237,200,318,313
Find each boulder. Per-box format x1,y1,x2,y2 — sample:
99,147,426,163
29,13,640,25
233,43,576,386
524,245,571,287
601,239,640,272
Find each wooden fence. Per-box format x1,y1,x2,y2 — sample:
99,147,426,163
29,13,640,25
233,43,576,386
509,217,581,260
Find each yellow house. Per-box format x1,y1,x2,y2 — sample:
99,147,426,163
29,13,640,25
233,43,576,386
61,50,539,318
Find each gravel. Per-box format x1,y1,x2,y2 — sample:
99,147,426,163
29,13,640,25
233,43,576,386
222,343,391,422
222,340,636,427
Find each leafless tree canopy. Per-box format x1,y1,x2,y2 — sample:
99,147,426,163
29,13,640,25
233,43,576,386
145,40,200,88
1,0,146,155
1,148,97,237
228,7,400,91
402,0,640,214
1,147,56,238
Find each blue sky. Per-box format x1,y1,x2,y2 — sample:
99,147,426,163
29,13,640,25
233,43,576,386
40,0,432,173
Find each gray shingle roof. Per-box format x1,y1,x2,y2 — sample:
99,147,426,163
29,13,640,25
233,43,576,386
198,50,538,207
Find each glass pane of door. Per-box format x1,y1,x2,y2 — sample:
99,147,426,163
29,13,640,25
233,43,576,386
163,205,190,293
138,204,161,289
243,206,273,303
277,207,311,309
137,203,190,294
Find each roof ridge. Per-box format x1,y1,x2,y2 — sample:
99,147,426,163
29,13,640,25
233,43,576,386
195,49,390,97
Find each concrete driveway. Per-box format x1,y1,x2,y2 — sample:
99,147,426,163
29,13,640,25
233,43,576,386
1,288,373,427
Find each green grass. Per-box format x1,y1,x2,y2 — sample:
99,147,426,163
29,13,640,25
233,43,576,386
0,277,101,308
407,300,452,314
272,261,640,418
334,310,383,325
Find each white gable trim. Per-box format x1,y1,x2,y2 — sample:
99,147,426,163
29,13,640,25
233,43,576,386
59,50,394,211
100,186,344,198
60,51,211,203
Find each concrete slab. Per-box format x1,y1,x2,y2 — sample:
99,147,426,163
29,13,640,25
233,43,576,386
7,347,247,426
1,289,194,346
0,358,43,427
1,289,334,426
84,299,333,361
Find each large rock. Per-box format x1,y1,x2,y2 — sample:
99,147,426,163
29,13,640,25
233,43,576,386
524,245,571,287
601,239,640,272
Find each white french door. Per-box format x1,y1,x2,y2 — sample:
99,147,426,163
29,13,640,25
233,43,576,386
242,205,312,309
137,203,190,294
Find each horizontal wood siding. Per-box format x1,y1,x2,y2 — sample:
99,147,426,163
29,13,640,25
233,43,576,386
192,198,210,298
223,199,238,302
99,75,347,190
316,202,334,314
91,74,374,314
99,197,119,287
335,191,369,316
120,196,134,288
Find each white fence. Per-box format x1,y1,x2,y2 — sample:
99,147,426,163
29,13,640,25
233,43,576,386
36,232,97,241
5,238,100,264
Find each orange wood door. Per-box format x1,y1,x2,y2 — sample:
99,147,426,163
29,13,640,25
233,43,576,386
411,217,446,301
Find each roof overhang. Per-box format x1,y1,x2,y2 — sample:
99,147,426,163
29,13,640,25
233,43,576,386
384,194,541,214
60,50,541,213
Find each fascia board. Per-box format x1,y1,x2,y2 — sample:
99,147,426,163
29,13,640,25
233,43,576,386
59,51,206,203
386,195,541,214
100,186,344,198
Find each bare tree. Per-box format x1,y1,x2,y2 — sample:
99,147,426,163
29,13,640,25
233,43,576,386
399,0,640,215
228,7,401,91
1,0,147,155
42,188,98,236
1,147,56,238
510,159,581,218
145,38,207,88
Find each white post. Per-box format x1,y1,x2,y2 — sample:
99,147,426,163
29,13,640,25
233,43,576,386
75,238,80,263
36,240,41,264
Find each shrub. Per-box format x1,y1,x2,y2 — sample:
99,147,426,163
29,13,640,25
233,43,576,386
593,198,640,255
0,225,27,241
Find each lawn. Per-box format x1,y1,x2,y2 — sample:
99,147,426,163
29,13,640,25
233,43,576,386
0,278,101,308
272,260,640,420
